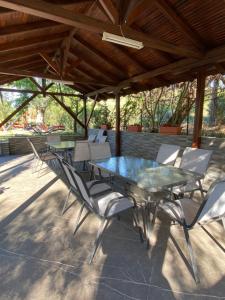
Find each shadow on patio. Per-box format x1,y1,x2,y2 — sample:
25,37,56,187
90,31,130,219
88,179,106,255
0,155,224,299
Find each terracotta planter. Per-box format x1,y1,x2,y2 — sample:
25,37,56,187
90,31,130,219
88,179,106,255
159,126,182,135
101,124,110,130
127,125,142,132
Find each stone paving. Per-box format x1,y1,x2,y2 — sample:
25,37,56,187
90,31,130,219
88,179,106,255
0,155,224,300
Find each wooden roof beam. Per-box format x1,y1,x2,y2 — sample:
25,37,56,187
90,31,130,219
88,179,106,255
0,67,110,86
97,0,119,24
0,0,203,58
85,43,225,97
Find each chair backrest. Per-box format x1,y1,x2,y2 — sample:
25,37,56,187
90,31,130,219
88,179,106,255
96,129,105,143
73,141,91,162
197,179,225,223
88,134,96,142
47,135,61,143
98,136,107,144
156,144,180,165
66,163,94,209
180,147,212,175
89,142,111,160
27,138,40,159
54,153,77,190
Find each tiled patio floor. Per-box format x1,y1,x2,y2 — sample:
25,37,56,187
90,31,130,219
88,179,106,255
0,155,224,300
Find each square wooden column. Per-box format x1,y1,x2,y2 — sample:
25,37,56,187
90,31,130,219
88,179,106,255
192,73,206,148
115,92,121,156
83,97,88,139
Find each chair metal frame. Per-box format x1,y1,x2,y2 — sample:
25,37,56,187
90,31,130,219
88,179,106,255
64,161,142,263
152,179,225,283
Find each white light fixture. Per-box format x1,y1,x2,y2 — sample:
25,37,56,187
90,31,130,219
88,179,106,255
102,32,144,50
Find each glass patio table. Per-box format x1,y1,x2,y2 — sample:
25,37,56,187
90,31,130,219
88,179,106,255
46,141,76,162
89,155,202,193
46,141,76,151
89,155,203,246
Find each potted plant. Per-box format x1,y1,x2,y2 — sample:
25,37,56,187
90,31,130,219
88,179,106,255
127,124,142,132
159,123,182,135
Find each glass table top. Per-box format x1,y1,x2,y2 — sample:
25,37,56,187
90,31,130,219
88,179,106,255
46,141,75,150
90,156,202,192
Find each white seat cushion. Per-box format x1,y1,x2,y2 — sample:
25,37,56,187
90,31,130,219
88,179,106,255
87,180,111,196
93,191,134,217
160,198,200,225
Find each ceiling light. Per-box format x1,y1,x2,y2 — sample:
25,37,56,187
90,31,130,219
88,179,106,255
102,32,144,50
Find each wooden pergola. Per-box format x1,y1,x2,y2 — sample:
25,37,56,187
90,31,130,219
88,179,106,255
0,0,225,155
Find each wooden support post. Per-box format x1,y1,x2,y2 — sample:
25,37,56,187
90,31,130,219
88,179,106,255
115,92,121,156
0,93,37,128
192,72,206,148
83,97,88,138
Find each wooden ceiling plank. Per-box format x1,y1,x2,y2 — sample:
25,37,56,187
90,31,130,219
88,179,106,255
153,0,205,51
0,32,67,53
97,0,119,24
0,20,68,39
0,0,202,58
126,0,152,25
72,35,126,78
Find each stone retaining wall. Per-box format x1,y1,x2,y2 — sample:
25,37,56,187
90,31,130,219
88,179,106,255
0,141,10,156
5,134,82,155
89,129,225,183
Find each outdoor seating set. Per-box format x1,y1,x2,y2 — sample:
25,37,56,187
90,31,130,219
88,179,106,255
27,135,225,284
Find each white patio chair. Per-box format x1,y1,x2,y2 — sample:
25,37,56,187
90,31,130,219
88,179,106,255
98,135,107,144
88,134,96,143
27,138,56,175
153,179,225,283
173,147,212,198
156,144,180,165
89,142,112,180
95,129,105,143
65,162,141,263
54,153,112,215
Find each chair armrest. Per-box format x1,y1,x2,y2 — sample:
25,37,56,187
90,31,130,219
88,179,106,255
104,196,131,218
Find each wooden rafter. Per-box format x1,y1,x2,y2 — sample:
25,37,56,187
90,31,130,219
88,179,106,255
72,35,127,78
0,0,203,58
0,87,81,98
0,67,108,86
85,43,225,97
97,0,119,24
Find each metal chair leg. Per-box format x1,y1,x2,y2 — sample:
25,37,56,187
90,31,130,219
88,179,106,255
132,208,144,243
73,203,85,235
62,187,72,215
222,217,225,231
89,218,110,264
182,226,200,284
